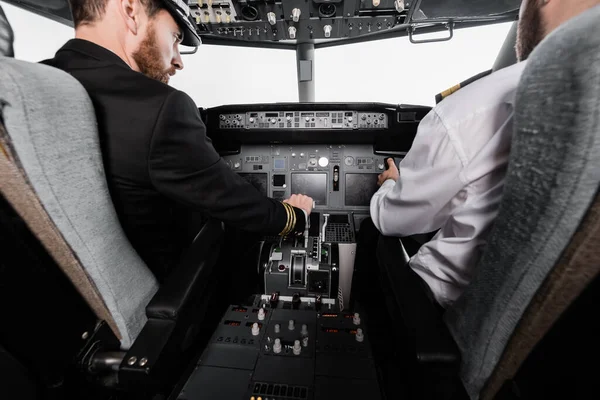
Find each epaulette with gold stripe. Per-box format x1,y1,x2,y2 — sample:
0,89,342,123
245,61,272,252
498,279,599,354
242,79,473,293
435,69,493,104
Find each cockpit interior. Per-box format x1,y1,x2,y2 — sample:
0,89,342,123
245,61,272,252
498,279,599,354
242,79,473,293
0,1,598,400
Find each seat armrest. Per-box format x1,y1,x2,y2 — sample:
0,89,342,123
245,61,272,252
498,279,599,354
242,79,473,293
118,219,225,390
146,219,225,320
377,235,460,368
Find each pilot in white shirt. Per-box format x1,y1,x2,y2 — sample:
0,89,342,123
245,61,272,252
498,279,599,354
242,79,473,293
370,60,528,308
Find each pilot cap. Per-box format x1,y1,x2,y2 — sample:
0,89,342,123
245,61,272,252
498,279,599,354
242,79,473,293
160,0,202,47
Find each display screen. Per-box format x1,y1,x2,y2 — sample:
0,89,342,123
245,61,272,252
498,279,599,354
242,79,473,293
291,173,327,205
274,158,286,169
239,173,268,196
345,174,379,206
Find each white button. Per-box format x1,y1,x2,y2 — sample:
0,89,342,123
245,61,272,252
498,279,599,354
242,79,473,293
318,157,329,167
273,338,282,354
301,324,308,336
293,340,301,355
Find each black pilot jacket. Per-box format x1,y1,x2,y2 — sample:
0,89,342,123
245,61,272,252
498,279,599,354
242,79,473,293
42,39,305,281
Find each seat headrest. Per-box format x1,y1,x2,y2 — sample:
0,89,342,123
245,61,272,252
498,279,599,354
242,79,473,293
445,4,600,399
0,5,14,58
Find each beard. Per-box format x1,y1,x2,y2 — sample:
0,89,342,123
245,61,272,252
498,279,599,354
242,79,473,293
516,0,546,62
132,23,175,84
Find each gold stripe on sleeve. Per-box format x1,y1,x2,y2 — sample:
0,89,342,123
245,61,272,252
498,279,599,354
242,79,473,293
280,202,292,236
285,203,297,234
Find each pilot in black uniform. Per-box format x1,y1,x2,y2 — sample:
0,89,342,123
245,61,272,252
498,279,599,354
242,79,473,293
41,1,309,283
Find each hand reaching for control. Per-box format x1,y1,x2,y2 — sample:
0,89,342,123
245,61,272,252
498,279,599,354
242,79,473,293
284,194,314,215
377,158,399,186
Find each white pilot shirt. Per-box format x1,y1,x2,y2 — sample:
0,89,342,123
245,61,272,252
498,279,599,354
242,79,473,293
370,61,528,308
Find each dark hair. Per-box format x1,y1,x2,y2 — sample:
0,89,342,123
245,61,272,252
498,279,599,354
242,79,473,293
68,0,164,27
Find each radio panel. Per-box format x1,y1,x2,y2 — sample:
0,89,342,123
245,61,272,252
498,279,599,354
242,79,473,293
219,111,388,130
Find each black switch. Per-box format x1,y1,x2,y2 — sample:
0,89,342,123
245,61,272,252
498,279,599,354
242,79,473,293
315,295,322,311
269,292,280,308
292,292,301,309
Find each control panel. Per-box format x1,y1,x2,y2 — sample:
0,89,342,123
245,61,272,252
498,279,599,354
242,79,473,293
220,110,388,130
223,144,391,210
190,0,409,44
174,295,381,400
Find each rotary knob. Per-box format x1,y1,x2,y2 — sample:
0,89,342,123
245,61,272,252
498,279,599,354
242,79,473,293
344,156,354,166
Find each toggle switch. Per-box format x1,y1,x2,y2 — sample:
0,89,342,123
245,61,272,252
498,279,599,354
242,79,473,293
252,323,260,336
267,12,277,26
274,324,281,333
324,25,332,38
288,319,295,330
302,336,309,347
353,312,361,325
258,308,266,321
301,324,308,336
292,8,301,22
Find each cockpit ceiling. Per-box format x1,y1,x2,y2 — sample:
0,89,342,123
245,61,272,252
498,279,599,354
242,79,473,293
3,0,520,48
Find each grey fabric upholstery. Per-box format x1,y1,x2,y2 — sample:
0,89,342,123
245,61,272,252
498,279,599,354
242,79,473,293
0,56,158,349
0,5,14,57
444,4,600,399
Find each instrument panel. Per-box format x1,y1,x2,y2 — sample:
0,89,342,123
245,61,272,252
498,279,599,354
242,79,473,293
220,110,389,130
191,0,409,45
223,144,387,211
